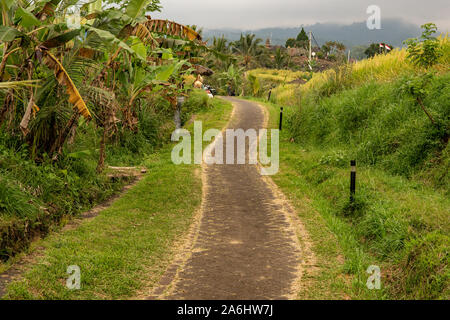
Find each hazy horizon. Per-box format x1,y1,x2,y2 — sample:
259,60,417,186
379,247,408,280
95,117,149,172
152,0,450,31
199,18,421,32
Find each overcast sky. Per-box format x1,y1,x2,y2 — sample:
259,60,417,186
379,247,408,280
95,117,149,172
152,0,450,31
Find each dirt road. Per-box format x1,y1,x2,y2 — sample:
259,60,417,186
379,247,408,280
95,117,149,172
151,97,304,300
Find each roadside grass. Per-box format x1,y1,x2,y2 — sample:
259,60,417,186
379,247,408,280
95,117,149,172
0,90,213,265
249,97,449,299
255,97,380,299
2,98,233,300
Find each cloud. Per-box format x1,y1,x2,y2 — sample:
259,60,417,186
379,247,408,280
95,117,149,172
153,0,450,30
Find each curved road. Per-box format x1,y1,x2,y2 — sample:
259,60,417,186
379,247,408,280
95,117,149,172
151,97,303,300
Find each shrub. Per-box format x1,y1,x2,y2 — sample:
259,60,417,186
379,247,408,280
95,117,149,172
0,177,40,219
405,23,443,69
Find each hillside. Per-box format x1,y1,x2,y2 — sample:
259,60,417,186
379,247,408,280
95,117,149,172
243,37,449,299
204,19,423,48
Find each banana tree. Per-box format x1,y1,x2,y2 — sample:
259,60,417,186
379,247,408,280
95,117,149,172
0,1,149,156
218,64,244,96
0,2,76,144
117,46,191,128
0,0,204,165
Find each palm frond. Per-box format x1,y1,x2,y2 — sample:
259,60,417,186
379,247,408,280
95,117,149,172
0,80,40,91
132,23,158,48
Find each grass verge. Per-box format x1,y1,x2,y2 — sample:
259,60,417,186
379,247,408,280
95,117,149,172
250,97,449,300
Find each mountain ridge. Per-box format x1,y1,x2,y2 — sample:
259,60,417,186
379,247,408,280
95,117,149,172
203,19,425,48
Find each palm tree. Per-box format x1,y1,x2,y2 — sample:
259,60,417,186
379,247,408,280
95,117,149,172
274,48,288,69
206,36,234,71
232,34,263,68
212,36,230,55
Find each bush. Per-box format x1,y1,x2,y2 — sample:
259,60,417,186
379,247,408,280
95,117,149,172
185,89,210,114
0,142,126,260
0,177,40,219
405,23,443,69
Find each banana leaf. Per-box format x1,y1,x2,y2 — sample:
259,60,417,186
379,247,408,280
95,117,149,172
42,49,92,120
0,26,23,42
41,29,81,48
15,7,41,29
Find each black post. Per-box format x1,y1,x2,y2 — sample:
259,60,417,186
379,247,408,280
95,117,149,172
268,89,272,101
175,96,185,129
350,160,356,202
279,107,284,131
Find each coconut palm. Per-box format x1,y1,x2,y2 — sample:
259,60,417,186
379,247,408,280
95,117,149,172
274,48,289,69
232,34,263,68
212,36,230,55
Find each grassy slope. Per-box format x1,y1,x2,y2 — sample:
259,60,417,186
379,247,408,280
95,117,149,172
252,97,448,299
2,98,233,300
246,43,449,299
258,98,383,299
286,74,450,189
248,68,308,83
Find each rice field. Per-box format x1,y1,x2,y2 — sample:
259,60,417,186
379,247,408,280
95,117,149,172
248,68,308,84
257,36,449,107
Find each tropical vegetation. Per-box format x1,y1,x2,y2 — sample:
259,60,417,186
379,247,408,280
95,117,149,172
0,0,214,260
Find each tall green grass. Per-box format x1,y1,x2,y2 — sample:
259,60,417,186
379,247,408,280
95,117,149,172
268,37,449,107
248,36,449,299
251,97,449,299
248,68,308,83
287,73,449,188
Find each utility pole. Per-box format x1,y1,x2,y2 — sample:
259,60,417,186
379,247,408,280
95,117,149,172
348,50,351,63
308,31,312,71
308,31,312,61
